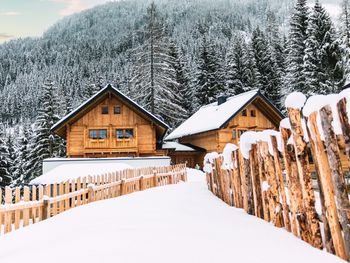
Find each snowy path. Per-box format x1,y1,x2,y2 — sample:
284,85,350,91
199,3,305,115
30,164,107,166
0,171,344,263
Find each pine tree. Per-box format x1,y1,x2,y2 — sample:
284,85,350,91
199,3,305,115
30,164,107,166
195,35,223,106
266,11,286,84
0,126,12,187
28,81,62,181
168,41,191,124
131,2,186,127
12,125,30,186
226,33,257,95
251,27,281,106
304,1,345,95
283,0,309,98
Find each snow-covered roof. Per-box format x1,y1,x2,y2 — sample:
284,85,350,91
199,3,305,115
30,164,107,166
162,141,197,152
30,163,132,185
51,84,169,134
166,89,260,140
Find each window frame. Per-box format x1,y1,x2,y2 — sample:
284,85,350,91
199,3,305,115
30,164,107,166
101,105,109,115
116,128,134,140
89,129,108,140
114,105,121,114
241,109,247,116
250,110,256,117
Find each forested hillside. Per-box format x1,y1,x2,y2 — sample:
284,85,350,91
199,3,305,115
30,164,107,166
0,0,349,185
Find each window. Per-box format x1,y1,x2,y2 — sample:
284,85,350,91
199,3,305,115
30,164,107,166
89,130,98,139
114,106,121,114
116,129,134,139
116,129,124,139
125,129,134,138
101,106,109,114
89,129,107,139
241,109,247,116
99,129,107,139
250,110,256,117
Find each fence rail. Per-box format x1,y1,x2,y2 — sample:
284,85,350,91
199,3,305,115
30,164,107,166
0,164,187,235
204,91,350,262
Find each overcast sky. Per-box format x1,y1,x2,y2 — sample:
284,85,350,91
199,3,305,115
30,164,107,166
0,0,343,43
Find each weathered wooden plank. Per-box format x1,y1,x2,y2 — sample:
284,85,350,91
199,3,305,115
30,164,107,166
320,105,350,259
307,113,337,255
270,136,291,231
288,107,323,249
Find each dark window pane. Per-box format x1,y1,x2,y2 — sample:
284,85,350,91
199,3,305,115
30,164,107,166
114,106,121,114
99,129,107,139
101,106,108,114
251,110,256,117
125,129,133,138
242,109,247,116
116,129,124,139
89,130,98,139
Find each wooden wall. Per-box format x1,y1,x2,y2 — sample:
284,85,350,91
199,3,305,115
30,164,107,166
67,94,158,157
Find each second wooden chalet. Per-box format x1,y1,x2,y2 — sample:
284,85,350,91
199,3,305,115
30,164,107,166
51,84,169,158
165,89,284,167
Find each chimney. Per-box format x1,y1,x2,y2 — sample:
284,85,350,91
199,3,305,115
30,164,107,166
217,95,227,105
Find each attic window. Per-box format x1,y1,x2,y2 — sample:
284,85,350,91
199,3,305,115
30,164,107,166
250,110,256,117
101,106,109,114
114,106,121,114
241,109,247,116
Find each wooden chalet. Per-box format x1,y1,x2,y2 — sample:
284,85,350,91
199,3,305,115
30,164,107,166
51,84,169,158
165,89,284,167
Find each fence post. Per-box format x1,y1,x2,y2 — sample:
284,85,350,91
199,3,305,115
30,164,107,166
249,145,263,219
288,107,323,249
139,176,145,191
42,197,50,220
153,170,158,188
14,187,21,230
271,136,291,231
337,98,350,169
307,112,339,255
320,105,350,259
4,187,12,234
23,186,30,227
88,184,94,203
121,179,126,195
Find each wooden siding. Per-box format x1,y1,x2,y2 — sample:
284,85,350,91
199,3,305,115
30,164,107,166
66,94,158,157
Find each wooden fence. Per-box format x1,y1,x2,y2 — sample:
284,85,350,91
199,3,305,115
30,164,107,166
204,94,350,261
0,164,187,235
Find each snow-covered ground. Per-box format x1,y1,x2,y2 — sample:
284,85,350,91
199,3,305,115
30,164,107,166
0,169,344,263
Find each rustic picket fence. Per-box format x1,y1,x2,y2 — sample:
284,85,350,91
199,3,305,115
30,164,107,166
204,95,350,261
0,164,187,235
